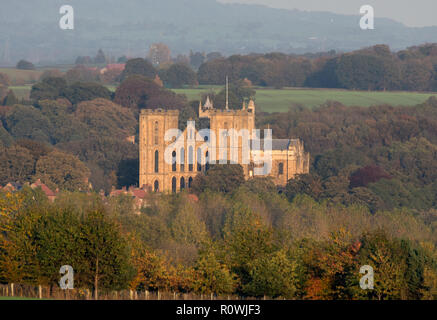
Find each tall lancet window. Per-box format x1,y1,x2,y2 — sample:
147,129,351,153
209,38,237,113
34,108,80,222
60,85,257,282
188,146,194,172
180,147,185,172
154,121,159,145
154,150,159,173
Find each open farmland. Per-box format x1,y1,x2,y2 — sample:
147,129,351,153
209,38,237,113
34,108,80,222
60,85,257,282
173,87,437,112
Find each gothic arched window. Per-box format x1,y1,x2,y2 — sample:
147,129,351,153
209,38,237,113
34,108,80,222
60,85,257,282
197,148,202,172
188,146,194,172
278,162,284,175
180,147,185,172
154,121,159,145
205,151,210,171
172,151,177,172
172,177,177,193
154,150,159,173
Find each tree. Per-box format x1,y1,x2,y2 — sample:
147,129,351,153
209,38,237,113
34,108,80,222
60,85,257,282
189,51,206,70
130,244,173,292
192,164,245,194
4,105,53,143
65,65,99,84
285,174,323,202
114,75,185,110
193,249,237,295
35,150,91,191
61,82,112,104
243,250,299,298
349,165,392,188
120,58,156,81
160,63,197,88
74,98,136,139
223,204,275,291
79,210,134,299
30,77,68,101
0,145,35,185
401,60,434,91
16,60,35,70
3,90,18,106
212,80,256,110
39,69,64,81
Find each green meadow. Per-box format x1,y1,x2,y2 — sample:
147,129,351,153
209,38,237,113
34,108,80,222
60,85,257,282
8,84,437,113
173,87,437,113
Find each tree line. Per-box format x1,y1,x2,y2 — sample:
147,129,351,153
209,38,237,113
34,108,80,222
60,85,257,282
1,176,436,299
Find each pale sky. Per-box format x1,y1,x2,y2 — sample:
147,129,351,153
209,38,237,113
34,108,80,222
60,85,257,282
219,0,437,27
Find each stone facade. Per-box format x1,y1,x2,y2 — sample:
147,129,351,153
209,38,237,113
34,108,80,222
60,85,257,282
139,99,310,193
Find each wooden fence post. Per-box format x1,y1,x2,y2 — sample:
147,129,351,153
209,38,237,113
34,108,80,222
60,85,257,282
11,283,14,297
39,285,42,299
157,290,161,300
145,290,149,300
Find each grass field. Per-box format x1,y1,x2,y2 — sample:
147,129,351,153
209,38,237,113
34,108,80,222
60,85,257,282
0,68,42,86
8,84,437,112
174,87,437,112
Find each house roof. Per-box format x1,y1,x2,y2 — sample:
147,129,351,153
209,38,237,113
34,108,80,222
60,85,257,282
32,179,56,197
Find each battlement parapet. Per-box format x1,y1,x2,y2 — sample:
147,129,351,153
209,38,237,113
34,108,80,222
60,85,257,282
140,108,180,116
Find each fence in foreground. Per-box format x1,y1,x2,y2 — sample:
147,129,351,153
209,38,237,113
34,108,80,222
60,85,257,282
0,283,257,300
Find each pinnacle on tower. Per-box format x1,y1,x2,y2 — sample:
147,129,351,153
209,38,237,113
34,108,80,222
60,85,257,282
204,96,213,109
248,99,255,111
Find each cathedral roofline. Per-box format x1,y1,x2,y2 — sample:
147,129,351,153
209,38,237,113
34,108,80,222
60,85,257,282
140,108,179,115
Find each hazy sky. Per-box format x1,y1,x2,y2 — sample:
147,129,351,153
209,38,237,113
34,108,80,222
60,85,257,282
219,0,437,27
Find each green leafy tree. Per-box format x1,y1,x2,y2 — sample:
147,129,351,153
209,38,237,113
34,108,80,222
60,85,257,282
61,82,112,105
192,164,245,194
160,63,197,88
16,60,35,70
35,150,91,191
120,58,156,81
0,145,35,185
78,210,134,299
243,249,299,299
193,249,237,295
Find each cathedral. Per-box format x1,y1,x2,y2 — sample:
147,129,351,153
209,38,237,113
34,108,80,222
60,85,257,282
139,97,310,193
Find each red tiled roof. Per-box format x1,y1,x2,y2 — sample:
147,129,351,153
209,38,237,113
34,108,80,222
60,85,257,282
131,189,147,199
32,180,56,197
106,64,125,70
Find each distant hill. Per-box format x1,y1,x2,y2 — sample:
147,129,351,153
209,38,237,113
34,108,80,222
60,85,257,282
1,0,437,65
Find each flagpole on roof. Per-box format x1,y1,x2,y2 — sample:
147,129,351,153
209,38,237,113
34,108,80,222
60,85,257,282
226,75,229,110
